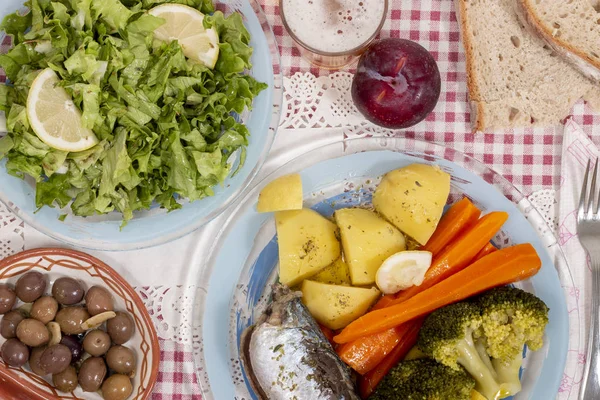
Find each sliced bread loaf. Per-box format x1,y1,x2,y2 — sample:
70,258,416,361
455,0,600,132
517,0,600,82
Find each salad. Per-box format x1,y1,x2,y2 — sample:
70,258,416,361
0,0,266,225
242,163,549,400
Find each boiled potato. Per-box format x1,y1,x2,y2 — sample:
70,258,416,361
335,208,406,285
301,280,380,330
276,209,341,287
311,257,352,286
257,173,303,213
373,164,450,245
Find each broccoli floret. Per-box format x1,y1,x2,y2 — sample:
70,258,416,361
477,287,549,395
370,358,475,400
418,288,550,400
418,302,506,400
491,352,524,397
478,286,549,356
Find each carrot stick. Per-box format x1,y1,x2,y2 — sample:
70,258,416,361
337,325,408,375
391,211,509,305
371,294,395,311
422,197,481,255
358,319,423,399
333,243,541,344
474,242,497,261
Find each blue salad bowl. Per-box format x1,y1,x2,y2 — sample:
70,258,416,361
0,0,282,251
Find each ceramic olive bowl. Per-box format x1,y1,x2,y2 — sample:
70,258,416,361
0,248,159,399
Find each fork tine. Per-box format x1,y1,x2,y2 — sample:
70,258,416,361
589,159,598,216
580,159,591,217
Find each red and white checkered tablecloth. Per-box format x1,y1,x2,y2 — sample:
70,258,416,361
266,0,600,196
1,0,600,398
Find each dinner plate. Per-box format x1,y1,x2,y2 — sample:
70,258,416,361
0,0,282,251
194,136,576,399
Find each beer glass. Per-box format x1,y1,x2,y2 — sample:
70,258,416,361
280,0,389,69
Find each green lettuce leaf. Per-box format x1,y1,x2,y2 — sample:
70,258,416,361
95,128,130,213
50,2,70,24
6,104,30,132
14,131,50,158
35,173,72,208
30,0,44,32
0,136,15,159
0,11,32,45
0,85,15,112
91,0,133,31
205,12,253,74
64,49,102,82
166,130,201,201
0,44,43,82
70,83,102,128
70,0,93,31
71,188,97,216
7,154,43,180
42,150,68,176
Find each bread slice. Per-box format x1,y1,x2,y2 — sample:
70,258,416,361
455,0,600,132
516,0,600,82
585,85,600,112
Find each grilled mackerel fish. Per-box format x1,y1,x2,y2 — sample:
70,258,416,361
240,284,359,400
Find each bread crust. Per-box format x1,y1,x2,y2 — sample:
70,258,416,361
453,0,485,132
517,0,600,82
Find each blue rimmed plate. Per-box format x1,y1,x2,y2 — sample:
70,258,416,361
195,136,575,400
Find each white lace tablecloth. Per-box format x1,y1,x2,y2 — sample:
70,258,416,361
3,0,600,396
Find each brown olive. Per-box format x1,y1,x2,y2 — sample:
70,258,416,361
78,357,107,392
106,345,136,375
29,346,47,376
16,318,49,347
55,307,90,335
15,271,46,303
52,365,78,392
60,335,83,363
101,374,133,400
30,296,59,324
52,278,84,306
107,312,134,345
1,338,29,367
1,310,25,339
83,330,111,356
0,285,16,314
40,344,72,374
85,286,114,316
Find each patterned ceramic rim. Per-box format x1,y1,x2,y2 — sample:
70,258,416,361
0,248,161,399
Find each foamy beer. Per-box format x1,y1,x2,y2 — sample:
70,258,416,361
280,0,388,68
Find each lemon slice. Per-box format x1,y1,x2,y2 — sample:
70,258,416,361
149,4,220,69
26,69,98,152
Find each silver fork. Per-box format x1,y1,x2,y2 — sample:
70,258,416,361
578,158,600,400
